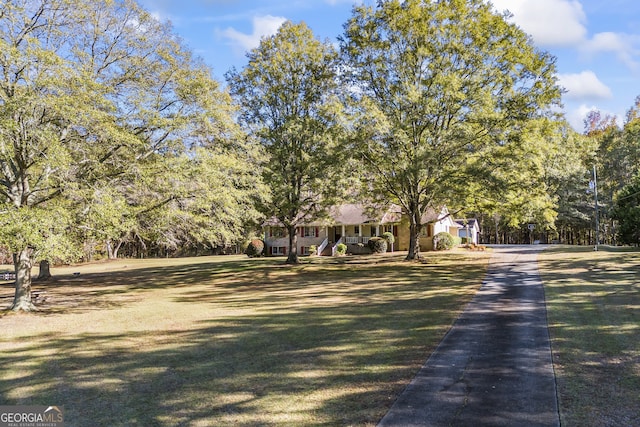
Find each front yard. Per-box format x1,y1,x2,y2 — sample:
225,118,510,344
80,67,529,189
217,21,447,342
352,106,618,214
3,246,637,426
0,251,489,426
539,246,640,426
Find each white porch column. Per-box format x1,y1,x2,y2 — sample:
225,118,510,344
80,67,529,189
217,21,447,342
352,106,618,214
358,225,362,237
375,225,380,236
341,225,346,239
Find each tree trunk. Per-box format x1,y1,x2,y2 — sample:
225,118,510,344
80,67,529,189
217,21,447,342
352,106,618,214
36,260,52,280
286,225,299,264
10,248,37,311
406,212,421,260
106,239,123,259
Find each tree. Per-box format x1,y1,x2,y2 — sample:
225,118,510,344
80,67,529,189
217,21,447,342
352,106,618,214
340,0,561,259
612,173,640,245
133,147,268,257
583,99,640,245
227,21,347,264
0,0,247,310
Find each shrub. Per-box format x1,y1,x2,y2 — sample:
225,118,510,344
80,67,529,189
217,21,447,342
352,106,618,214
368,236,388,253
382,232,395,246
335,243,347,256
245,239,265,257
433,232,456,251
308,245,317,256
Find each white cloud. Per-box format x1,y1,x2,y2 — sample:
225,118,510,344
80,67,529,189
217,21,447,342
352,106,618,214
581,32,639,69
558,71,613,100
491,0,587,47
221,15,287,53
490,0,639,70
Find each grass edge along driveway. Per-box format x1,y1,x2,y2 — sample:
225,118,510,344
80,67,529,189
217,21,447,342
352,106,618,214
0,251,489,426
539,246,640,427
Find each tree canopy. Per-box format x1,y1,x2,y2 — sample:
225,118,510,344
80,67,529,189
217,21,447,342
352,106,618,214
227,21,348,264
340,0,562,258
0,0,263,310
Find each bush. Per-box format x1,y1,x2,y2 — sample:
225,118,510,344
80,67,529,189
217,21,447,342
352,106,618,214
245,239,265,257
308,245,317,256
367,236,388,253
382,232,395,246
335,243,347,256
433,232,456,251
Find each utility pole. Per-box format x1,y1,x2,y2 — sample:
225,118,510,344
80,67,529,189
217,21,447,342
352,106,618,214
592,165,599,251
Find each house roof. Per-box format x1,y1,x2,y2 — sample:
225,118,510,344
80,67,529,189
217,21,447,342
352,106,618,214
330,203,402,225
421,206,462,228
263,203,402,227
263,203,461,228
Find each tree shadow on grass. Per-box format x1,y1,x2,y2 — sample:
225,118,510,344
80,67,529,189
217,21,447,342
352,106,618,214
0,258,486,426
0,257,282,314
538,249,640,426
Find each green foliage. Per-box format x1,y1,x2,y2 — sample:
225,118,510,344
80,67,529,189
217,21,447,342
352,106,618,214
245,239,265,258
367,236,388,253
336,243,347,256
308,245,317,256
582,99,640,245
0,203,82,263
340,0,561,258
381,232,395,245
0,0,258,308
612,174,640,245
227,21,347,263
433,232,456,251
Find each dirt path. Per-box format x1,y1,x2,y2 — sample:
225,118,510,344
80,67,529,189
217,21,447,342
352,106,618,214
378,245,560,426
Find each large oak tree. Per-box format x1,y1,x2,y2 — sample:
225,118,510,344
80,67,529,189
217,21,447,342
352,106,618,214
227,21,347,264
340,0,561,259
0,0,258,310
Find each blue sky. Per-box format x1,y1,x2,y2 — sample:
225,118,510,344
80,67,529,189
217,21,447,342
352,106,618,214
138,0,640,132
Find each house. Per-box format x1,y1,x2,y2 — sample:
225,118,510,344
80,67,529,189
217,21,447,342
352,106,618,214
264,203,401,256
419,207,463,251
455,218,481,245
264,203,461,256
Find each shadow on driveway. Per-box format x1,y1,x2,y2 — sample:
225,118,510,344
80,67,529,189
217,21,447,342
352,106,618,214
378,245,560,426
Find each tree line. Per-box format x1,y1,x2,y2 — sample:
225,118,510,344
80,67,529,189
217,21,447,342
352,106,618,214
1,0,638,311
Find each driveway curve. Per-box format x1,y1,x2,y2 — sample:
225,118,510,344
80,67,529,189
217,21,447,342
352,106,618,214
378,245,560,427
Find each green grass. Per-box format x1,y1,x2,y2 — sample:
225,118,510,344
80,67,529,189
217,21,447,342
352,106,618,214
538,246,640,426
0,251,489,426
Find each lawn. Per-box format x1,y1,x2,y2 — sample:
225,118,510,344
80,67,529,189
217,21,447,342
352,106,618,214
0,251,489,426
538,246,640,427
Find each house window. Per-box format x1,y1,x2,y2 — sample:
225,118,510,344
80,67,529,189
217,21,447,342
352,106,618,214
302,227,318,237
271,246,285,255
270,227,285,238
300,246,309,255
420,225,432,237
354,225,360,234
425,225,433,237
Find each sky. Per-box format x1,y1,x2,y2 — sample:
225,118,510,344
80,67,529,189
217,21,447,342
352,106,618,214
137,0,640,132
